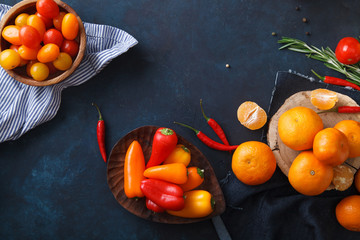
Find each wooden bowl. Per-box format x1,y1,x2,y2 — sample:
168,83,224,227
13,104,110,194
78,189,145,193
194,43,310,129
107,126,226,224
0,0,86,87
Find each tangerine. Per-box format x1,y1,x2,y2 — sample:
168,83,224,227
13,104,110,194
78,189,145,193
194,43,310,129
332,164,354,191
310,88,338,110
278,106,323,151
237,101,267,130
313,128,350,166
355,169,360,193
288,151,333,196
334,120,360,158
232,141,276,185
335,195,360,232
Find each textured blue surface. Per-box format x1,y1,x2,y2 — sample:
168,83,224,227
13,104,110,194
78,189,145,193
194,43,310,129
0,0,360,239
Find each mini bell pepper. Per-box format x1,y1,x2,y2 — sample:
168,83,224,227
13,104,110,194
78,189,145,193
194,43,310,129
146,127,178,169
146,198,165,213
167,190,214,218
140,179,185,211
179,167,204,192
143,163,188,184
124,140,146,198
163,144,191,166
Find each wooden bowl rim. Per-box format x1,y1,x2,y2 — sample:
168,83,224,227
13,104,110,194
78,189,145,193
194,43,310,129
0,0,86,87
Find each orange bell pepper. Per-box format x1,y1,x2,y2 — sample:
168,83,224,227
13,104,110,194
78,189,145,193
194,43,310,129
166,190,214,218
163,144,191,166
179,167,204,191
143,163,187,184
124,140,146,198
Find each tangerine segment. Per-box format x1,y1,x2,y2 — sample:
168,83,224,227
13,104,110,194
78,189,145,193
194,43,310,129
335,195,360,232
232,141,276,185
237,101,267,130
313,128,350,167
310,88,338,110
288,151,333,196
334,120,360,158
332,164,354,191
278,106,323,151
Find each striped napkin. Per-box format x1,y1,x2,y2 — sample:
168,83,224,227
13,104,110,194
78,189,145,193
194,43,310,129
0,4,138,142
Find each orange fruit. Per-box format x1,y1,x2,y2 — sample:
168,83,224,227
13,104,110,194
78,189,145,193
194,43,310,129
237,101,267,130
332,165,354,191
334,120,360,158
355,169,360,193
278,106,323,151
313,128,350,166
232,141,276,185
335,195,360,232
288,151,333,196
310,88,338,110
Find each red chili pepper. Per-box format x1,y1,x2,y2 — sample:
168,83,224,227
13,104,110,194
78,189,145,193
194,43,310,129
311,70,360,91
140,179,184,211
146,127,178,169
145,198,165,213
92,103,107,162
174,122,238,151
318,106,360,114
200,99,230,146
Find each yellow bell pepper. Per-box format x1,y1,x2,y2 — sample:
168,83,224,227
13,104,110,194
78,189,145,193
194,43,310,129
163,144,191,166
166,190,214,218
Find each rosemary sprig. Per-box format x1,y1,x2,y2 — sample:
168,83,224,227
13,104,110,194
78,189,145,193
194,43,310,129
278,37,360,85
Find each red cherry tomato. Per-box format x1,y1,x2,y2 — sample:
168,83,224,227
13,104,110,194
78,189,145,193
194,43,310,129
46,62,57,74
36,0,60,19
43,28,63,47
53,11,66,31
19,25,42,49
61,39,79,57
335,37,360,65
36,12,53,29
61,13,79,40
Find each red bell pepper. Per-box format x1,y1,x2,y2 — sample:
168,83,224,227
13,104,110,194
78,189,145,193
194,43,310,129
140,179,184,211
146,127,178,168
145,198,165,213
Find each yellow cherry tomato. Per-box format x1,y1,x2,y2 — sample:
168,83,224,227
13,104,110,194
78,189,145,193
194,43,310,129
53,52,72,70
30,62,49,81
0,49,21,70
9,45,28,66
27,14,46,40
61,13,79,40
18,45,41,61
15,13,29,27
167,190,214,218
37,43,60,63
2,25,22,45
163,144,191,166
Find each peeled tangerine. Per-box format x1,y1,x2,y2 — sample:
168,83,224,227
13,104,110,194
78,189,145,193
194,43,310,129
310,88,338,110
237,101,267,130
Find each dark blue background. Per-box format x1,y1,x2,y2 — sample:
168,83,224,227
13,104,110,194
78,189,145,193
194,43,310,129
1,0,359,239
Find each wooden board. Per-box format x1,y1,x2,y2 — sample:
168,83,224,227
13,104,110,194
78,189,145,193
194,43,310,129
267,91,360,190
107,126,226,224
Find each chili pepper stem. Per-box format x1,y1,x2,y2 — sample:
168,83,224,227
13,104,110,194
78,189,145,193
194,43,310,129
92,103,103,121
174,121,200,134
311,69,325,81
317,108,338,114
200,99,210,122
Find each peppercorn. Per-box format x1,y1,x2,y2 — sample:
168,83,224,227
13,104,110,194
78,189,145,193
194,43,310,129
272,32,277,36
225,64,230,68
302,17,308,23
305,32,311,36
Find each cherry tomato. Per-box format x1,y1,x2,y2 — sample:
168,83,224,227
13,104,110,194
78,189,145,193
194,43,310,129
27,14,46,40
26,60,38,77
37,43,60,63
335,37,360,65
2,25,22,45
43,28,63,47
19,25,42,49
15,13,29,27
53,52,72,70
62,13,79,40
46,62,57,74
53,11,66,31
61,39,79,57
36,0,60,19
0,49,21,70
18,45,41,60
30,62,49,81
36,12,53,29
9,45,29,66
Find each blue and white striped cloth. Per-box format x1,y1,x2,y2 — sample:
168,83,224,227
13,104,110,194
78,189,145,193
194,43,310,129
0,4,138,142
